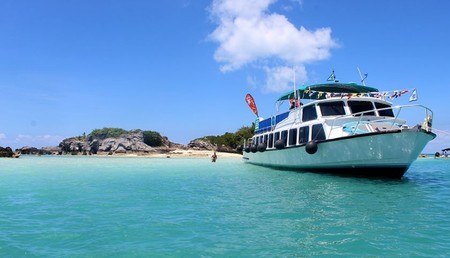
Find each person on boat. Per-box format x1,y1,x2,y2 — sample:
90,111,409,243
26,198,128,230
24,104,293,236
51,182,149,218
289,99,300,110
290,101,296,110
211,151,217,162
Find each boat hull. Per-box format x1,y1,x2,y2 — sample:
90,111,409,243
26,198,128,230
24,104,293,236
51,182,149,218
243,130,436,178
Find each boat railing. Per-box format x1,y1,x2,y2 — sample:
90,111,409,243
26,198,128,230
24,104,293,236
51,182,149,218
244,137,253,148
327,104,433,138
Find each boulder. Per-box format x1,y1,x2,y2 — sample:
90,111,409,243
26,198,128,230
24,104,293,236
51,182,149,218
187,139,216,150
59,137,90,154
18,146,40,155
41,146,61,155
0,146,14,157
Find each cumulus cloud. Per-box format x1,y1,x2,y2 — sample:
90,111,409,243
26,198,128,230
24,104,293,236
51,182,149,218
264,65,307,93
209,0,337,92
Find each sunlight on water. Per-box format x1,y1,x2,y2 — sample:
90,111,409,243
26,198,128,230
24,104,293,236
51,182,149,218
0,156,449,256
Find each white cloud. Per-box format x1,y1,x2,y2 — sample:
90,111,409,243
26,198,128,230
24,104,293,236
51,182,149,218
0,134,64,149
264,65,307,92
209,0,337,92
246,75,259,90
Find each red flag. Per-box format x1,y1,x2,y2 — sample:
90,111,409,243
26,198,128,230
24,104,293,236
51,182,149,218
245,93,258,117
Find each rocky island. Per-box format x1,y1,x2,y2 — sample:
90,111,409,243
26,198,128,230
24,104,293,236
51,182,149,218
2,126,254,158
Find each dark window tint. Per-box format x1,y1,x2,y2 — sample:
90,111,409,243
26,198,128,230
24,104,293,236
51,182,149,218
312,124,326,141
375,102,395,117
298,126,309,144
263,134,268,143
268,134,274,148
348,101,375,116
281,131,288,146
319,101,345,116
289,128,297,146
274,132,280,141
302,105,317,121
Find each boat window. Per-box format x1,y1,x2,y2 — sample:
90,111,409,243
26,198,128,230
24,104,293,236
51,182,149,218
274,132,280,142
298,126,309,144
281,130,288,146
375,102,395,117
312,124,326,141
259,136,263,144
268,133,274,148
289,128,297,146
263,134,268,144
302,105,317,122
254,136,259,146
319,101,345,116
348,101,375,116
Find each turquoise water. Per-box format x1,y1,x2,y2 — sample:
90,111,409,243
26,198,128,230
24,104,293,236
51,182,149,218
0,156,449,257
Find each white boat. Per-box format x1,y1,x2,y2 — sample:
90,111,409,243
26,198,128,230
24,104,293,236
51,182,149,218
435,148,450,158
241,81,436,178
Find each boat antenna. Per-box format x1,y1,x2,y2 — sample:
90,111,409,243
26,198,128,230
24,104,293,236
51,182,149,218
357,67,368,86
293,66,297,100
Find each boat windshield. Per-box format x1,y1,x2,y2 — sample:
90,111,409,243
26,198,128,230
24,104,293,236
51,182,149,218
319,101,345,116
348,101,375,116
302,105,318,122
375,102,395,117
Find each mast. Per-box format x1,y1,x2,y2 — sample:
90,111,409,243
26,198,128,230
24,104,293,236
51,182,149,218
293,66,297,100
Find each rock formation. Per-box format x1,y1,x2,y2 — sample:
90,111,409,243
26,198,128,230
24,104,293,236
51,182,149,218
13,129,240,156
0,146,20,158
58,131,160,155
187,139,216,150
187,139,236,153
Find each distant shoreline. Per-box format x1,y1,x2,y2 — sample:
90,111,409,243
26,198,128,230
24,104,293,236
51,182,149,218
98,149,242,159
18,149,243,159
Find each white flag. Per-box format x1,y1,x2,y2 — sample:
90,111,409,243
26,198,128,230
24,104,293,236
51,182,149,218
327,70,336,82
409,89,418,102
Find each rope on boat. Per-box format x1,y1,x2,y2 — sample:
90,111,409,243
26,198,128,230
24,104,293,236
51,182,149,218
433,128,450,136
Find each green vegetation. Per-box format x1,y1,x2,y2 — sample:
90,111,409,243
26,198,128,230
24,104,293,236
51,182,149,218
142,130,164,147
200,125,254,149
89,128,129,139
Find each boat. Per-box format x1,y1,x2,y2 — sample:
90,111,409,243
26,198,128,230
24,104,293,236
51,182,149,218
435,148,450,158
241,77,436,178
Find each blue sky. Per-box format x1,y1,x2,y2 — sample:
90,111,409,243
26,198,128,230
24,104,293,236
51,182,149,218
0,0,449,152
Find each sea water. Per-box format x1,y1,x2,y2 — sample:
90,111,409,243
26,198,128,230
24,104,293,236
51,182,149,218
0,156,449,257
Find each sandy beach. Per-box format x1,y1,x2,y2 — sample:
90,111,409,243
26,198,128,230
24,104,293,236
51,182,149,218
106,149,242,159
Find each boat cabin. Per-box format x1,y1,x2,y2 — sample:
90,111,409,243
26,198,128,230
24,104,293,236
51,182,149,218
249,97,402,152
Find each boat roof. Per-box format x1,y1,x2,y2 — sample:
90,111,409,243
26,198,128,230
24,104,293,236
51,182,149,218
277,82,379,101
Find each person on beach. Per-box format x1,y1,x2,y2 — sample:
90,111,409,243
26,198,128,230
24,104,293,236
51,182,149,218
211,151,217,162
